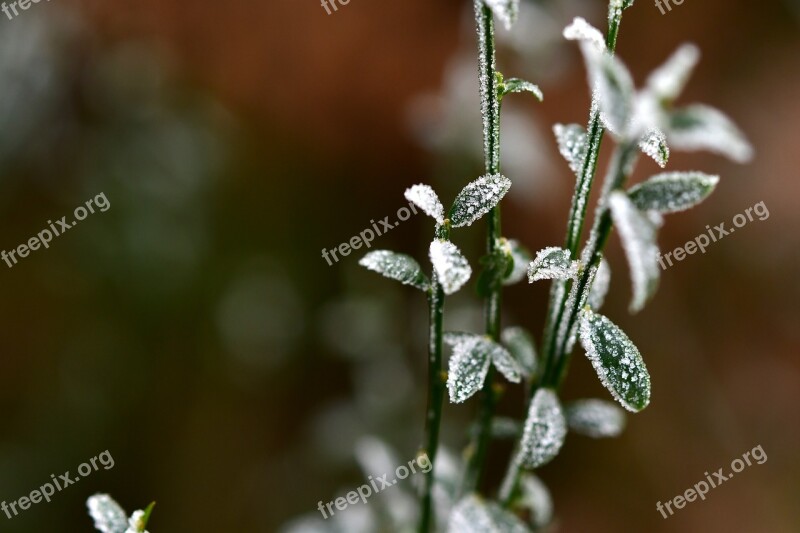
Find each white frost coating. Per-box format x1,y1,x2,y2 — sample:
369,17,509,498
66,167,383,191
448,495,530,533
490,342,523,384
501,326,537,378
587,258,611,310
449,174,511,228
405,184,445,224
485,0,520,31
528,246,578,282
429,240,472,295
359,250,429,291
445,333,522,403
578,308,651,412
566,398,626,438
646,44,700,102
503,239,531,285
627,171,719,214
609,192,660,313
87,494,129,533
519,388,566,468
583,44,635,136
638,128,670,168
554,123,588,176
519,474,553,528
668,104,754,163
563,17,605,52
125,510,150,533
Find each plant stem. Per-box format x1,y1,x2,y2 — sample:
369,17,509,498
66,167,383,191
460,0,502,497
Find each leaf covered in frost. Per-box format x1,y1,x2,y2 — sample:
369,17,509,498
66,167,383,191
518,474,553,529
87,494,129,533
484,0,520,31
638,128,670,168
405,184,444,224
360,250,430,291
449,174,511,228
563,17,606,52
566,398,626,438
501,326,537,379
609,192,660,313
445,333,521,403
587,258,611,310
528,247,579,282
668,104,753,163
578,309,651,412
448,495,530,533
628,171,719,214
519,388,566,468
645,44,700,103
554,123,589,176
429,240,472,295
580,44,635,135
500,78,543,101
503,239,532,285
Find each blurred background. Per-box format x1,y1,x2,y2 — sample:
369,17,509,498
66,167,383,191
0,0,797,531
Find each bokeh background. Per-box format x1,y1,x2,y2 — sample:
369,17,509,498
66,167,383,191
0,0,797,531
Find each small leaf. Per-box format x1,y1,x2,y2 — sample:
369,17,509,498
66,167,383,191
580,44,635,136
519,388,566,468
518,474,553,529
448,495,531,533
554,123,589,177
501,326,537,379
628,171,719,214
609,192,660,313
405,184,445,224
563,17,606,52
668,104,754,163
491,417,522,439
500,78,543,101
587,258,611,310
429,240,472,295
485,0,520,31
359,250,430,291
445,333,522,402
578,309,651,412
503,239,532,286
646,44,700,104
449,174,512,228
638,128,670,168
566,399,626,438
87,494,128,533
528,247,579,282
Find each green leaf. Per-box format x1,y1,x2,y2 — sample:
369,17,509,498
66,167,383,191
527,247,578,282
578,309,651,412
477,241,513,298
554,123,589,177
499,78,543,101
449,495,531,533
669,104,753,163
638,128,670,168
580,44,635,136
500,326,537,379
429,240,472,295
645,44,700,103
137,502,156,531
519,388,566,468
359,250,430,291
628,171,719,214
449,174,511,228
566,399,626,438
445,333,522,403
503,239,532,286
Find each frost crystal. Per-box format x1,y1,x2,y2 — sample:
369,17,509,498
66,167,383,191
563,17,606,52
449,174,511,228
501,326,537,378
609,192,660,313
554,123,588,176
445,333,522,402
638,128,670,168
503,239,532,286
587,258,611,310
448,495,530,533
668,104,754,163
578,309,651,412
429,240,472,295
566,398,626,438
485,0,520,31
500,78,543,101
87,494,129,533
125,510,150,533
627,171,719,214
405,184,445,224
519,388,566,468
646,44,700,103
528,247,578,282
519,474,553,528
359,250,430,291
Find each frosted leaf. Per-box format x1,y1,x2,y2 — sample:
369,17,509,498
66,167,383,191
445,333,521,403
580,44,635,136
519,388,566,468
566,399,627,438
578,309,651,412
588,258,611,310
405,184,445,224
563,17,606,52
668,104,754,163
449,174,511,228
503,239,532,286
500,78,543,101
645,44,700,103
528,247,578,282
491,417,522,439
125,509,151,533
609,192,660,313
501,326,537,379
554,123,588,176
485,0,520,31
429,240,472,295
518,474,553,529
628,171,719,214
638,128,670,168
448,495,531,533
87,494,128,533
360,250,430,291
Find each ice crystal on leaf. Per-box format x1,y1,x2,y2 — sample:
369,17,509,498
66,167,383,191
587,258,611,311
528,247,579,282
430,240,472,295
579,42,635,137
627,171,719,214
566,398,626,438
638,128,670,168
519,388,566,468
501,326,537,379
449,174,511,228
563,17,606,52
445,332,522,403
405,184,445,224
359,250,430,291
87,495,129,533
554,123,589,176
485,0,520,31
503,239,532,286
448,495,530,533
499,78,543,101
669,104,754,163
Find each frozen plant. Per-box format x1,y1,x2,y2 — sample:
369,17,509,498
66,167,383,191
358,0,752,531
87,494,155,533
